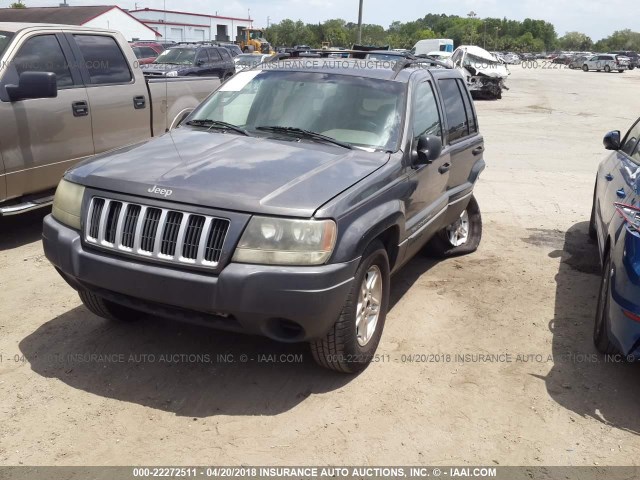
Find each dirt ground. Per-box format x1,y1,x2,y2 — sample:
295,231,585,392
2,66,640,467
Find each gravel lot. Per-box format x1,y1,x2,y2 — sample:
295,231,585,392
2,65,640,466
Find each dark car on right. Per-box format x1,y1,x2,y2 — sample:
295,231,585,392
142,44,235,79
611,51,638,70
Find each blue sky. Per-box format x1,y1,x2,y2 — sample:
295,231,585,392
2,0,634,40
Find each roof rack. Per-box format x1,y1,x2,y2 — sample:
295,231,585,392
391,56,453,77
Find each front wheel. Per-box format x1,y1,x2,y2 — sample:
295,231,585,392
426,195,482,258
310,240,390,373
593,252,618,354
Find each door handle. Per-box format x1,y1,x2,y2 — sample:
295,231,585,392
605,173,614,181
72,101,89,117
133,95,146,109
616,188,626,199
438,162,451,174
472,146,484,156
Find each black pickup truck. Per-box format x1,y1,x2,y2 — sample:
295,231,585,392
43,58,486,373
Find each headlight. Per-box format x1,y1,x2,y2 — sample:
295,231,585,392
52,179,85,230
166,70,179,77
232,217,337,266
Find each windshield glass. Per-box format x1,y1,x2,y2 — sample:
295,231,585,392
366,53,401,61
0,31,14,57
249,31,263,40
154,48,195,65
188,70,406,151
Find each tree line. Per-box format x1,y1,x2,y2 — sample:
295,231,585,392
265,14,640,53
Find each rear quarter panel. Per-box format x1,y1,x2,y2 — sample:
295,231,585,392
148,77,221,134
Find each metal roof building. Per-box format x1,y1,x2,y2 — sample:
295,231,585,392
129,8,252,43
0,6,160,40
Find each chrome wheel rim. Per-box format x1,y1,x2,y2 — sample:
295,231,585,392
356,265,383,347
447,209,470,247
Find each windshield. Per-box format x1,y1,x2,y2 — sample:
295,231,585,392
367,53,401,61
154,48,195,65
249,31,263,40
188,70,406,151
0,31,14,57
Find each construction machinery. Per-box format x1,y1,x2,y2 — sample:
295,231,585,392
236,28,274,54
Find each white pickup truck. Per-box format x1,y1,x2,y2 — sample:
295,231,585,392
0,23,220,215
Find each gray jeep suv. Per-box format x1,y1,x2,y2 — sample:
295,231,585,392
43,58,486,373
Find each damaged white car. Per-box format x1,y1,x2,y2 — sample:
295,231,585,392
451,45,510,99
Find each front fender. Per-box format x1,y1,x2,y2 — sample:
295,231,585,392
331,200,405,264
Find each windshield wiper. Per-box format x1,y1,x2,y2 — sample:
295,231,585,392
255,126,352,149
185,119,249,136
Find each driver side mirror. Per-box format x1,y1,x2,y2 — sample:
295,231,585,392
414,134,443,165
6,71,57,102
603,130,621,150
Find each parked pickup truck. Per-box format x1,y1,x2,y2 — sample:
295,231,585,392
43,58,486,373
0,23,220,216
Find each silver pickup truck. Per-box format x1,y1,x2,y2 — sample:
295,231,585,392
0,23,220,216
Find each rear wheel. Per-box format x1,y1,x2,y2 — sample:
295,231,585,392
593,252,618,354
426,195,482,258
78,289,142,323
310,240,390,373
582,65,589,72
604,65,611,73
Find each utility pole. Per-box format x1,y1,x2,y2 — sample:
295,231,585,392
467,11,477,45
267,16,271,28
357,0,363,44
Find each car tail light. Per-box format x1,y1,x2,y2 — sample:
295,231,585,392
615,203,640,232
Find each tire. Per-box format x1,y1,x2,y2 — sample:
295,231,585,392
593,251,618,354
604,65,611,73
310,240,390,373
589,183,598,241
78,289,142,323
426,195,482,258
629,66,635,71
618,70,624,73
582,65,589,72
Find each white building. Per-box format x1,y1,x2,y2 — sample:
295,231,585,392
129,8,253,43
0,6,160,41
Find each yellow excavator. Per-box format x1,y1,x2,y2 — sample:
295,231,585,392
236,28,274,54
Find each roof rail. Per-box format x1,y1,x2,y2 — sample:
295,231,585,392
391,56,452,78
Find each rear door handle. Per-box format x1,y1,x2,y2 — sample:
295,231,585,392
605,173,614,181
616,188,626,199
133,95,146,109
472,146,484,156
72,100,88,117
438,162,451,174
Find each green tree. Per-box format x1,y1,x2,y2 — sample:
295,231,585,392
558,31,593,50
10,2,26,7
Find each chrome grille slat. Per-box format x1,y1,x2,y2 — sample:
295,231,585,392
84,197,229,269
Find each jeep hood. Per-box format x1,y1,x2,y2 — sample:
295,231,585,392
66,128,390,217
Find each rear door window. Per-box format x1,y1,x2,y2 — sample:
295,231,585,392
457,79,477,134
13,34,73,88
219,48,231,60
73,35,132,85
438,78,471,142
208,48,222,62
